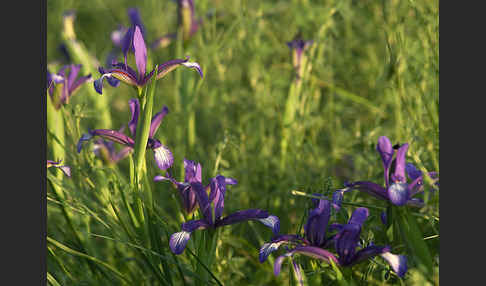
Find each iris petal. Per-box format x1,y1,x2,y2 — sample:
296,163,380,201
388,182,409,206
152,143,174,170
258,215,280,235
169,231,191,255
381,252,408,278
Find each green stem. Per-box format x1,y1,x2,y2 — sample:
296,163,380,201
47,94,66,172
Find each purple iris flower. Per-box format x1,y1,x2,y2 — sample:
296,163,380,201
77,98,173,170
339,136,439,207
92,135,133,166
94,23,203,95
167,171,280,255
287,33,313,80
47,64,92,109
47,160,71,177
260,199,407,280
154,159,203,214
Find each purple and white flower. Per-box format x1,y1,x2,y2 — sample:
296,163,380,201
77,98,173,170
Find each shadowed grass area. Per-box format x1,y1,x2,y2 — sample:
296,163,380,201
47,0,438,285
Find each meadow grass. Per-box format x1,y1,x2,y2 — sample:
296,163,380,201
47,0,439,285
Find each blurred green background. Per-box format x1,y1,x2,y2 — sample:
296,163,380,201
47,0,439,285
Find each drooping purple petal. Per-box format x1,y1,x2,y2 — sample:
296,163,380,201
344,181,388,200
259,235,304,263
77,133,94,153
94,67,138,95
169,231,191,255
215,209,269,227
351,245,389,265
109,69,139,86
156,57,203,80
304,199,331,247
258,215,280,235
170,219,210,254
90,129,135,147
377,136,394,186
274,252,293,276
133,25,147,78
151,141,174,170
128,98,140,137
391,143,409,183
380,252,407,278
387,182,409,206
149,105,169,138
274,246,339,276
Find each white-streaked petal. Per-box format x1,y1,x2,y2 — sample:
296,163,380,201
169,231,191,255
153,145,174,170
380,252,407,277
258,215,280,235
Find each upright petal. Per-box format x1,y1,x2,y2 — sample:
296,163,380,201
348,207,369,226
215,209,269,227
192,182,213,224
334,223,361,265
133,25,147,78
392,143,409,183
67,64,81,90
344,181,388,200
149,106,169,138
128,99,140,137
128,8,145,36
184,159,202,183
208,175,231,221
304,199,331,247
377,136,394,186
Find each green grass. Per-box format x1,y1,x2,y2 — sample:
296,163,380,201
47,0,439,285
